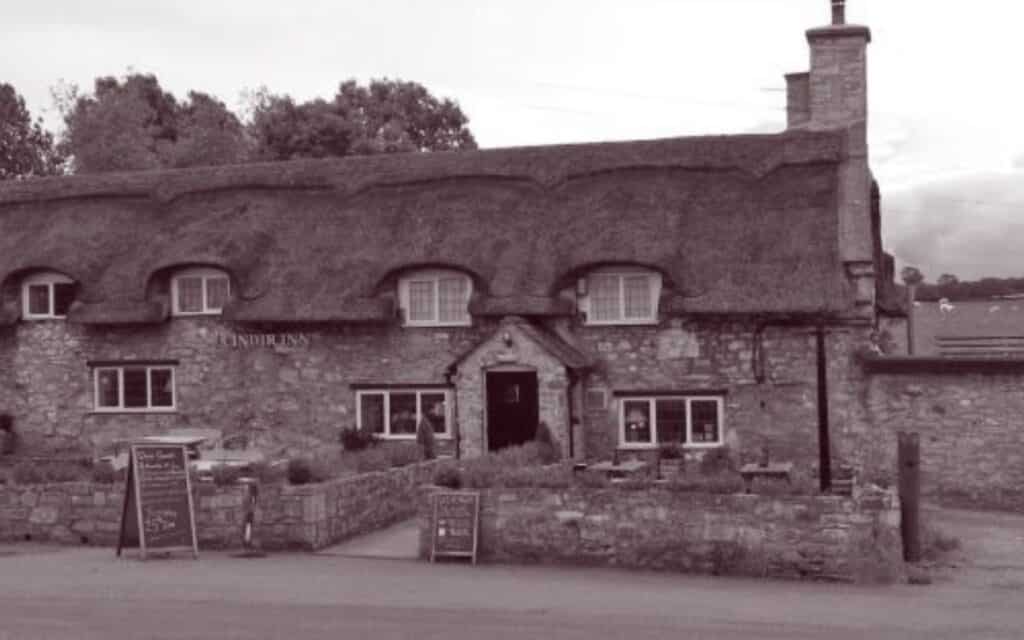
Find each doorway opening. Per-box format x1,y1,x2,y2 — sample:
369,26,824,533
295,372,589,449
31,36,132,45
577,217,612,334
485,371,539,452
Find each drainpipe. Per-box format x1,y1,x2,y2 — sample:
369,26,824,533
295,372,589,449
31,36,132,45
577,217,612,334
444,369,460,460
566,371,577,459
816,326,832,493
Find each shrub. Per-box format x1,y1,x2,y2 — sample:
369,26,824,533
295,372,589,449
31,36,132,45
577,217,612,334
212,465,242,486
386,445,421,468
246,460,287,484
287,457,313,485
698,445,735,476
339,426,378,452
11,460,86,484
921,523,962,561
12,461,44,484
433,466,462,489
534,421,560,464
416,419,436,460
667,470,745,494
573,469,611,488
353,447,391,474
658,443,683,460
91,461,119,484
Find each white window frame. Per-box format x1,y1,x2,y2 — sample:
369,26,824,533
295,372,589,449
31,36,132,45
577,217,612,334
580,268,661,326
618,395,724,449
92,365,177,413
398,269,472,327
171,267,231,316
21,272,74,320
355,388,453,439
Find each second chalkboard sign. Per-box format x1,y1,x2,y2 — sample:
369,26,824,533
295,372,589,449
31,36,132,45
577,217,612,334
430,492,479,564
116,443,199,559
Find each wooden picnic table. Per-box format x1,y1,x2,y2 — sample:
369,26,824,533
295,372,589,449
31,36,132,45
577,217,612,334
588,459,649,479
739,462,794,493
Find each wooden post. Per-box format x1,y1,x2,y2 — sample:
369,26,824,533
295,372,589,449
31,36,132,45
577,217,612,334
898,432,921,562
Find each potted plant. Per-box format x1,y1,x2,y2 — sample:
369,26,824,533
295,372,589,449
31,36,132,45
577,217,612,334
658,443,684,478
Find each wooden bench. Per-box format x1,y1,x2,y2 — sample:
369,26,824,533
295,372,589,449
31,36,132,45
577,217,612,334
739,462,793,493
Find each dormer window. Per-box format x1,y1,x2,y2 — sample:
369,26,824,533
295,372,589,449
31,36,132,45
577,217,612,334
398,269,472,327
171,267,231,316
579,268,661,325
22,272,75,320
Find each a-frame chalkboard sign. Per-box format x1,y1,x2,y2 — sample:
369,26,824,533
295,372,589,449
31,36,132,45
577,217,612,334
430,492,479,564
116,443,199,559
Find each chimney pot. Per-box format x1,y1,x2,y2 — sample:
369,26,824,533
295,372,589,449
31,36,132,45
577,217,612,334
832,0,846,25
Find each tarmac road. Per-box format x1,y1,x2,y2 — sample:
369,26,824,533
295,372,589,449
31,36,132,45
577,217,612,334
0,507,1022,639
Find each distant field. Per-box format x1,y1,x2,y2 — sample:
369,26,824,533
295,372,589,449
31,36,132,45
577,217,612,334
912,300,1024,355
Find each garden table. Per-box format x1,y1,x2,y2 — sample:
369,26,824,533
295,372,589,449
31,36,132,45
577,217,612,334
588,459,649,479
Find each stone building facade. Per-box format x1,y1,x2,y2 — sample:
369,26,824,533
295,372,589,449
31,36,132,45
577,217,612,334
0,5,902,479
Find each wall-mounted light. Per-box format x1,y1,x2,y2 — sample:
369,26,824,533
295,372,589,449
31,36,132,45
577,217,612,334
502,331,513,348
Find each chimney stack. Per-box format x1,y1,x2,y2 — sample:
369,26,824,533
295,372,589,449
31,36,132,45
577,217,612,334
832,0,846,25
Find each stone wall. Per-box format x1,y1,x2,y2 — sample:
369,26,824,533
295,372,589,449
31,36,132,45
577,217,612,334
0,460,444,550
417,485,903,583
852,370,1024,511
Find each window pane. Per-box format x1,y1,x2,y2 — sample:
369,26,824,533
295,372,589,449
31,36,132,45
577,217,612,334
407,281,435,322
205,277,230,311
389,393,417,435
53,283,75,316
360,394,385,434
96,370,120,408
623,275,652,319
123,369,148,408
691,400,720,443
589,275,621,322
623,400,652,444
655,399,687,444
176,277,203,313
150,369,174,407
27,284,50,315
437,278,468,323
421,392,447,434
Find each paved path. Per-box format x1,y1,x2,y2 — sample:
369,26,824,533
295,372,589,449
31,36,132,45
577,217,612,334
0,507,1021,639
317,518,419,559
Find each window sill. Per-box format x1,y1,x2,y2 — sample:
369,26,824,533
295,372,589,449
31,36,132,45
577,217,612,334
374,434,453,441
585,319,659,327
21,316,68,321
617,442,724,450
171,311,224,317
402,322,473,328
90,409,178,415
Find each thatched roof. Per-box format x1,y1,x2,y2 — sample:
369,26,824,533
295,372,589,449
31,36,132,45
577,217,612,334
0,130,855,325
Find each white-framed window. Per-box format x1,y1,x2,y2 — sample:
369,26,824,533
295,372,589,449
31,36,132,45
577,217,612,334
619,395,723,448
21,272,75,320
171,267,231,316
92,364,177,412
398,269,472,327
356,388,452,439
579,268,661,325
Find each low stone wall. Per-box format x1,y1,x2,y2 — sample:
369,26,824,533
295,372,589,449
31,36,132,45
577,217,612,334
256,459,445,550
418,485,903,583
0,481,246,547
855,365,1024,512
0,459,446,550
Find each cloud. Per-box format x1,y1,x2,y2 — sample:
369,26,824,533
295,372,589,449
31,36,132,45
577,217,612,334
884,170,1024,280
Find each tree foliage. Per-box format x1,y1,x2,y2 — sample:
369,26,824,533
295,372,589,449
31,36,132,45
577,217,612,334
0,83,63,179
900,266,924,287
914,276,1024,302
57,73,249,173
248,79,476,161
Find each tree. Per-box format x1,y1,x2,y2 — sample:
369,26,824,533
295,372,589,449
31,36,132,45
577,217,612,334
58,73,248,173
937,273,960,287
900,266,924,287
0,83,62,179
248,79,476,161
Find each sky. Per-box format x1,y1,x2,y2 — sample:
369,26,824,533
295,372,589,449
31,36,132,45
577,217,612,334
3,0,1024,281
